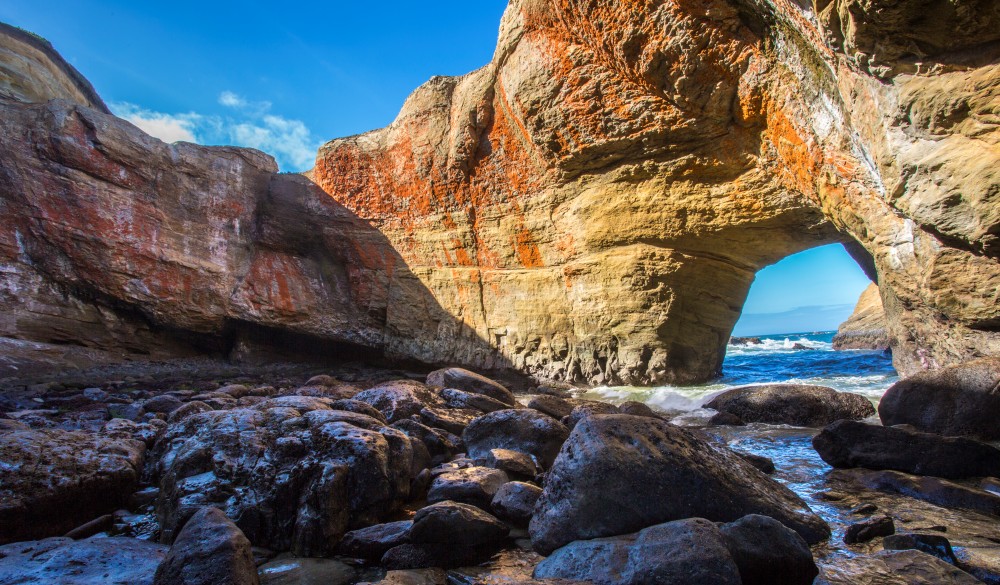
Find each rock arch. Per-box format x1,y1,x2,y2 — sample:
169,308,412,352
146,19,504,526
313,0,1000,384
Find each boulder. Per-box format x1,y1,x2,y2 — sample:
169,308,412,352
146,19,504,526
463,409,570,470
154,399,415,556
418,406,478,435
816,550,983,585
878,358,1000,441
409,501,509,546
533,518,742,585
480,448,539,479
491,481,543,527
813,420,1000,479
167,400,213,423
361,569,447,585
354,381,441,424
380,543,495,571
337,520,412,560
526,395,580,420
529,415,830,554
330,399,388,423
884,533,958,565
144,394,184,414
562,402,620,430
391,419,458,466
153,507,259,585
617,401,660,418
859,470,1000,516
0,537,167,585
439,388,509,414
844,515,895,545
719,514,819,585
427,467,509,509
706,384,875,427
0,429,145,544
425,368,515,406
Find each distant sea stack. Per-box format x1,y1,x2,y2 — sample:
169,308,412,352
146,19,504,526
833,284,889,351
2,0,1000,386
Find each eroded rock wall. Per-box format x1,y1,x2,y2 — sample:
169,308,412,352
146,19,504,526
0,33,490,368
313,0,1000,384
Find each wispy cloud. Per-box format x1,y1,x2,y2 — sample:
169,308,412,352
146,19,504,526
110,92,319,172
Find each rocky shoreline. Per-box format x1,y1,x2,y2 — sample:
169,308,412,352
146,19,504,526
3,357,1000,584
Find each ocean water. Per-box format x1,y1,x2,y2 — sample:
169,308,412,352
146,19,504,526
578,331,898,421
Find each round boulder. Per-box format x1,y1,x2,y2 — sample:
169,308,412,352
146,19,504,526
463,409,569,470
706,384,875,427
878,358,1000,440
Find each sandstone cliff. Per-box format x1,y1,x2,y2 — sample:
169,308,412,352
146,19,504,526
833,283,889,350
2,0,999,386
314,0,1000,384
0,22,497,374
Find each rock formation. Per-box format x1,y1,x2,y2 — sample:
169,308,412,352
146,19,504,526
3,0,1000,386
833,283,889,350
313,0,1000,384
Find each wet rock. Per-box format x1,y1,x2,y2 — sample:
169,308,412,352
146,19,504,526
719,514,819,585
463,409,570,470
218,384,252,398
709,411,746,426
491,481,543,527
380,543,495,571
813,420,1000,479
526,395,579,420
360,569,447,585
426,368,516,406
155,399,414,556
706,384,875,427
481,448,539,479
337,520,412,560
354,381,441,423
0,537,167,584
879,358,1000,441
736,451,776,474
144,394,184,414
440,388,509,414
64,513,115,540
617,401,660,419
391,420,458,466
529,415,830,554
816,550,983,584
418,406,477,435
884,533,959,565
0,428,145,544
427,467,509,509
257,558,357,585
330,399,388,424
167,400,213,423
844,515,895,544
562,402,619,430
533,518,741,584
154,507,259,585
410,501,509,546
860,470,1000,516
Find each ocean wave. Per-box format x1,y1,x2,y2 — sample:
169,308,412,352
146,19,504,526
727,336,832,354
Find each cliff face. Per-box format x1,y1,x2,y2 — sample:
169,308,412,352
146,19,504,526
314,0,1000,383
2,0,998,386
0,22,495,371
833,283,888,350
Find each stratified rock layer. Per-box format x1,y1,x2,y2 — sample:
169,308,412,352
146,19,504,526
833,283,889,350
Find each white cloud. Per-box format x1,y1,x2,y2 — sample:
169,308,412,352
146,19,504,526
113,103,199,143
109,97,319,172
218,91,246,108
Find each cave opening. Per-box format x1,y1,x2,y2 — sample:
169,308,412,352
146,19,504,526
731,243,873,340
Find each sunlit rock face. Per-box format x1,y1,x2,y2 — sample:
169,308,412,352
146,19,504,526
314,0,1000,384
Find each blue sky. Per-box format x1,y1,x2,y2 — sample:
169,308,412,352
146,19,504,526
0,1,508,170
0,2,872,334
732,244,873,336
